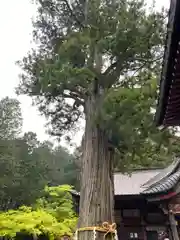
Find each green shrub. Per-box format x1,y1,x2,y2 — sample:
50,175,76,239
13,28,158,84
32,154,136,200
0,185,77,239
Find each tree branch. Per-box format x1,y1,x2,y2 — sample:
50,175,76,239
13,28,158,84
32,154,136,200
101,60,123,89
131,55,163,77
102,55,163,88
75,0,85,16
63,0,84,28
62,92,85,107
103,55,162,77
103,60,121,76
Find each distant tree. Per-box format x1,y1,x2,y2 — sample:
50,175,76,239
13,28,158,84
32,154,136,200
48,146,80,190
0,97,78,210
0,97,22,139
23,131,40,152
0,138,48,210
0,134,78,210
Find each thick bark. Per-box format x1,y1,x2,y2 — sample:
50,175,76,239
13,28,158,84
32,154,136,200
78,95,115,240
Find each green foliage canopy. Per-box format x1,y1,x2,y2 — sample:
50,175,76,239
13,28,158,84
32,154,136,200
17,0,178,170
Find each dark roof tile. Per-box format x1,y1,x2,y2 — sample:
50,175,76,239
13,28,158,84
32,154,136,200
142,170,180,194
70,159,180,197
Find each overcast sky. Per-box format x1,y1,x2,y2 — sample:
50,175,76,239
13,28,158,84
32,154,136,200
0,0,170,147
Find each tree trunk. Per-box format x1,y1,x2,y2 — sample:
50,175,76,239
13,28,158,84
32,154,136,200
78,95,115,240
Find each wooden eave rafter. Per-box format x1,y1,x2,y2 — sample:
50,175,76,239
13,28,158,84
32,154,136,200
155,0,180,126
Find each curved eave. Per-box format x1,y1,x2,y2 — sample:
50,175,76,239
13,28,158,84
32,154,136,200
155,0,180,126
142,170,180,195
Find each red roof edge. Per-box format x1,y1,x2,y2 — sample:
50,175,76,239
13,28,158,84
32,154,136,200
155,0,180,126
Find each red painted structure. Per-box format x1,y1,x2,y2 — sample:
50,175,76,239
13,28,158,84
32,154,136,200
155,0,180,126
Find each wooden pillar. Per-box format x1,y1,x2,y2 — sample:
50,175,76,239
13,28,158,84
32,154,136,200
169,210,179,240
140,212,147,240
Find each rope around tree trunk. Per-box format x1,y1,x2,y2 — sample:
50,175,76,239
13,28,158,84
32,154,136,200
74,222,118,240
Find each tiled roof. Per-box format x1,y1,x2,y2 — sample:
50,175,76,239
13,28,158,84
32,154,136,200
142,159,180,194
142,159,180,188
142,170,180,194
70,170,161,197
70,160,180,197
114,170,161,195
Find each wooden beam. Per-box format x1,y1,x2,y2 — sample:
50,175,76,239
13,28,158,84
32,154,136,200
155,0,178,126
168,210,179,240
146,192,177,202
